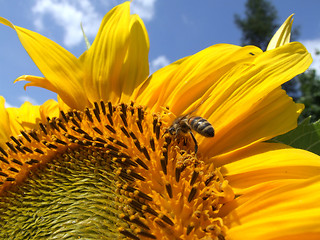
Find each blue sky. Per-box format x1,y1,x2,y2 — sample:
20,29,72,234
0,0,320,108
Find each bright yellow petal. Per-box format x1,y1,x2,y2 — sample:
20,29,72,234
7,102,41,135
83,2,149,104
199,42,311,155
0,97,13,147
134,44,262,114
267,14,294,51
218,143,320,190
135,42,311,156
0,98,45,148
15,75,57,93
224,176,320,240
4,99,59,140
39,99,60,120
201,89,304,156
57,95,71,112
0,17,89,110
136,42,310,116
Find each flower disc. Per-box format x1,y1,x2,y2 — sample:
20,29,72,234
0,101,233,239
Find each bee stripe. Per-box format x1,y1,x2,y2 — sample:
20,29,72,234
202,125,214,137
188,117,214,137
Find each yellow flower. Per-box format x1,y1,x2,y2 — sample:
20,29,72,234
1,3,320,239
0,97,59,147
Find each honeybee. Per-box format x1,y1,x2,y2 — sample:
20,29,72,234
165,104,214,153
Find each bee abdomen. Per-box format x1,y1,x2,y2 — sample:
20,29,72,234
188,116,214,137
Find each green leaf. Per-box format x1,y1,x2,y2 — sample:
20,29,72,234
271,117,320,155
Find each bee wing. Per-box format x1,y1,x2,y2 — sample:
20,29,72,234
183,94,211,117
172,114,189,124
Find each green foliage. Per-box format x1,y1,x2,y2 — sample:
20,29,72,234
283,77,300,101
272,117,320,155
297,69,320,122
234,0,278,51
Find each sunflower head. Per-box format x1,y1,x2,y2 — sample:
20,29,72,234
0,2,319,240
0,100,234,239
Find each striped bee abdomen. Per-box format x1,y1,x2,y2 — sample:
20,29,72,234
188,116,214,137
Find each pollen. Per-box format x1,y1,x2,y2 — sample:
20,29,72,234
0,101,234,239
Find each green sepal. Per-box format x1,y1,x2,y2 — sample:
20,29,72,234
271,117,320,155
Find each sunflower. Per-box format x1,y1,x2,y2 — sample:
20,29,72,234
0,2,320,240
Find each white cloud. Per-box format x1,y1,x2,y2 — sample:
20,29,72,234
32,0,102,47
4,96,39,108
4,101,17,108
32,0,156,47
31,0,158,47
301,38,320,71
150,55,170,73
131,0,157,21
18,96,40,105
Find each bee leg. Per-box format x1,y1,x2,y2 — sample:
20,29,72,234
161,129,168,138
189,131,198,154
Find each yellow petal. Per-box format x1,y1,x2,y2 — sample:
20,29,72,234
57,95,72,112
7,102,41,135
201,89,304,156
137,42,310,115
15,75,57,93
135,42,311,156
0,17,89,110
267,14,294,50
224,176,320,240
199,42,311,156
2,99,59,148
134,44,262,114
83,2,149,104
218,142,320,190
0,97,13,147
39,99,60,120
0,98,43,148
